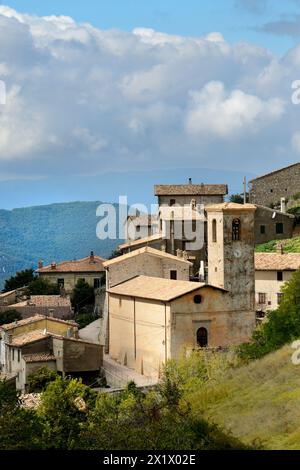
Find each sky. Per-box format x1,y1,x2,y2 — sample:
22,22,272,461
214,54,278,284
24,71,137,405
1,1,300,208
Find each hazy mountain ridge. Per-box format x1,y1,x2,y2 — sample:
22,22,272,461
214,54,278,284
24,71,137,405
0,201,122,290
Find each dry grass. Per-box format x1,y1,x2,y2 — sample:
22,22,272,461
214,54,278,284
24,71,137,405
185,345,300,449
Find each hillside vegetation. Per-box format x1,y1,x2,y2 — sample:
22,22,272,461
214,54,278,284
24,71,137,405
184,345,300,450
256,236,300,253
0,201,122,289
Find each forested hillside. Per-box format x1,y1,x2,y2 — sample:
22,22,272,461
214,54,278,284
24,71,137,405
0,201,122,289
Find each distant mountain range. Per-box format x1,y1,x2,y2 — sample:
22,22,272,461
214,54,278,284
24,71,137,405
0,201,123,290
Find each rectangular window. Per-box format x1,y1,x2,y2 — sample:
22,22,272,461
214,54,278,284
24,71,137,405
258,293,266,304
18,350,20,363
57,278,64,288
276,223,284,234
12,349,14,361
277,271,283,281
170,270,177,280
277,293,284,305
94,278,101,289
169,199,176,206
260,225,266,235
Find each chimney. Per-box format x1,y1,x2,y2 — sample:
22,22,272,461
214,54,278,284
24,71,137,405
281,197,286,213
276,243,284,255
90,251,95,263
51,262,56,270
38,260,43,269
188,178,192,185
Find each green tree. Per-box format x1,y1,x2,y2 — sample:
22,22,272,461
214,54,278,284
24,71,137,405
238,269,300,362
72,279,95,313
0,309,22,326
27,367,58,393
3,268,35,292
26,277,60,296
229,193,249,204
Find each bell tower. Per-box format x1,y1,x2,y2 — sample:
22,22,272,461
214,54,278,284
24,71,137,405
206,202,256,311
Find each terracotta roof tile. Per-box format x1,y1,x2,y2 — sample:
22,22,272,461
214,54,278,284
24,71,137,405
0,315,77,331
104,246,192,267
119,233,163,251
10,330,49,347
36,255,106,273
154,184,228,196
255,253,300,271
206,202,256,211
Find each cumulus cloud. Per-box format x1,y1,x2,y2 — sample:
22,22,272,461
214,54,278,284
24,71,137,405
0,5,299,179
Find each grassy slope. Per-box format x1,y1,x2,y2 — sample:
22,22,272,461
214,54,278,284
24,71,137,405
186,345,300,450
256,236,300,252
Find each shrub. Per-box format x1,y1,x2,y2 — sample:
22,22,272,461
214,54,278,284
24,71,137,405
0,309,22,326
27,367,58,393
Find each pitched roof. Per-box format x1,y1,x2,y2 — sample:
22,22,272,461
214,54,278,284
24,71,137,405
10,330,50,347
0,290,17,299
206,202,256,212
28,295,71,307
0,314,77,331
119,233,163,251
255,253,300,271
36,254,106,273
255,205,295,219
108,275,226,302
104,246,192,268
154,184,228,196
249,162,300,183
22,353,56,363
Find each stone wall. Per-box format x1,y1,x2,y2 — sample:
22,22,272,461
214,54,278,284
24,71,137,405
250,163,300,207
254,206,295,245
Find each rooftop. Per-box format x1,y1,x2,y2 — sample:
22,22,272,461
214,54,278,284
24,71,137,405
0,314,77,331
154,184,228,196
119,233,163,251
255,253,300,271
28,295,71,307
104,246,192,268
249,162,300,183
206,202,257,212
108,275,226,302
10,330,50,347
36,253,106,274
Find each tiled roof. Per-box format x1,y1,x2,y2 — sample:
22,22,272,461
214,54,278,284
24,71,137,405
10,330,49,347
29,295,71,307
0,290,17,299
23,353,56,363
108,275,226,301
36,255,106,273
255,253,300,271
0,314,77,331
104,246,192,268
119,233,163,251
249,162,300,183
206,202,257,211
154,184,228,196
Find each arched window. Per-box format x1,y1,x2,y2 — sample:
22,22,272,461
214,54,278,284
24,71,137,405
197,327,208,348
212,219,217,243
232,218,241,241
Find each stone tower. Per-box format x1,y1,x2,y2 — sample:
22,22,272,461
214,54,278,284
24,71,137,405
206,202,257,311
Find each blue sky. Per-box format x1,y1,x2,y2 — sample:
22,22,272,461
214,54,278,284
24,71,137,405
2,0,300,54
1,1,300,209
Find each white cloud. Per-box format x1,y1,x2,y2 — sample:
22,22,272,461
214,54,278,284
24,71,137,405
0,5,298,178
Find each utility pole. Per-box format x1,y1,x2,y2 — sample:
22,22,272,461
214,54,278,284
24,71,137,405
243,176,247,204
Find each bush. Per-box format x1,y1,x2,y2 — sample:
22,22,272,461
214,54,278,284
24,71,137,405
0,309,22,326
3,269,36,293
26,277,60,296
27,367,58,393
72,279,95,313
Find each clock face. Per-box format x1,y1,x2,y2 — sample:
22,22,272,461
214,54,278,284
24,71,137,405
234,249,242,258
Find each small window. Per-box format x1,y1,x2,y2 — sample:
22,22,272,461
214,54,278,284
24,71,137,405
12,349,15,361
170,270,177,280
194,295,202,304
277,271,283,281
197,327,208,347
18,350,20,363
276,223,284,234
119,298,122,307
270,189,273,193
58,279,64,288
170,199,176,206
258,293,266,304
212,219,217,243
260,225,266,235
277,293,284,305
232,218,241,241
94,278,101,289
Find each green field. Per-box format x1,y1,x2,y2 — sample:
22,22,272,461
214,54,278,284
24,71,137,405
256,236,300,253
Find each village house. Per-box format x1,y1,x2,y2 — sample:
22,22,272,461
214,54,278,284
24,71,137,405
0,315,103,391
0,288,26,307
254,205,295,245
103,246,192,289
125,213,159,242
255,248,300,314
36,251,106,293
108,202,257,379
0,295,74,320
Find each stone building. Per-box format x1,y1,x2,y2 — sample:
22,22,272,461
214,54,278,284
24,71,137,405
108,202,256,379
0,295,74,320
154,182,228,207
254,206,295,245
103,246,192,288
125,214,159,242
0,315,102,391
249,162,300,207
36,251,106,293
255,249,300,314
